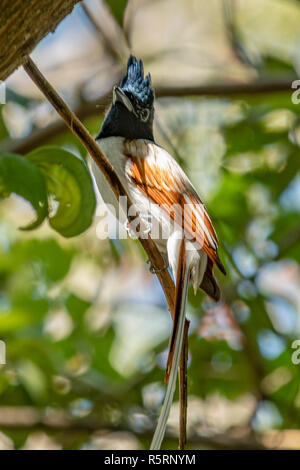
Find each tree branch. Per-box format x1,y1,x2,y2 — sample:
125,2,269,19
179,319,189,450
156,78,294,97
0,0,81,80
81,3,122,62
0,407,268,450
2,77,295,155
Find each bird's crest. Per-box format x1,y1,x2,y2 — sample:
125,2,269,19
120,55,154,107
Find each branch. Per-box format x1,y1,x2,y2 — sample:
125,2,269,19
179,319,189,450
81,3,122,62
0,0,81,80
0,407,268,449
2,77,295,155
0,91,114,154
156,78,294,97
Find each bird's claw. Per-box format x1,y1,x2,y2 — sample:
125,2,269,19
124,214,152,239
147,259,168,274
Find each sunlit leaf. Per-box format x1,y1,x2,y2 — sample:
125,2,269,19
26,146,96,237
0,151,48,230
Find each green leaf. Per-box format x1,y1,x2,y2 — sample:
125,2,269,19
0,151,48,230
0,106,9,141
17,359,48,403
224,119,287,156
26,146,96,238
6,88,32,108
24,238,75,283
108,0,127,26
66,293,91,322
262,55,295,75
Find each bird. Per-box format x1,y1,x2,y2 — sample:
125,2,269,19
91,55,226,449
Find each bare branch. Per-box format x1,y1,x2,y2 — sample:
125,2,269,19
179,319,189,450
156,78,294,97
1,77,294,155
81,3,122,62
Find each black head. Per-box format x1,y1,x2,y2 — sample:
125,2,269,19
96,56,155,141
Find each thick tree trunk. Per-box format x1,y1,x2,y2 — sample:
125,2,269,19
0,0,81,80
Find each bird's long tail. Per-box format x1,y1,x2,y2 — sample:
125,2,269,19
150,239,189,450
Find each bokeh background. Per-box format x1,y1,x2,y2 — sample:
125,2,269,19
0,0,300,450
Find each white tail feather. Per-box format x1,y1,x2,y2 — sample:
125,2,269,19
150,271,189,450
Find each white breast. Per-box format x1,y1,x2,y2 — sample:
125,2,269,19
91,137,207,288
92,137,169,254
91,137,128,222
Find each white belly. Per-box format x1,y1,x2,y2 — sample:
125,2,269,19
91,137,127,220
91,137,167,253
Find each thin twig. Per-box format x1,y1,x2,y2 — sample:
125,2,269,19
222,0,259,70
155,113,185,167
179,319,189,450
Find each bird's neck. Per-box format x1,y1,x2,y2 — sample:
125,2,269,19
96,103,154,142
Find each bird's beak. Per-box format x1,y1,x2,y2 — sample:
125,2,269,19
113,86,133,112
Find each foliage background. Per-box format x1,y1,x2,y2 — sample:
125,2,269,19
0,0,300,450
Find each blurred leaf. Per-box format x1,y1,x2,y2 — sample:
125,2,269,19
261,56,295,75
17,359,48,403
0,106,9,141
109,239,122,264
108,0,127,26
5,88,32,108
271,213,300,262
0,308,41,333
91,327,124,382
66,293,91,322
26,146,96,237
253,146,300,196
23,238,74,283
0,296,48,333
0,151,48,230
224,117,287,155
0,237,74,283
210,172,249,244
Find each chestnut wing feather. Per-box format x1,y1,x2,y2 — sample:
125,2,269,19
127,152,226,275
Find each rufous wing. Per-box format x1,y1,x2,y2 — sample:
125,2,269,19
127,151,226,276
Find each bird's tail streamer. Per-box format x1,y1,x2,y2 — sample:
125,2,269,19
150,240,189,450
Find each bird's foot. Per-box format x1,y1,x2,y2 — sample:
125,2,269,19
124,219,138,239
146,258,169,274
124,213,152,239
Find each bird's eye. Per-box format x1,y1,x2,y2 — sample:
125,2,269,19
139,108,150,122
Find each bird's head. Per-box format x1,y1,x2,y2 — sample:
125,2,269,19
97,56,155,141
113,55,154,123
